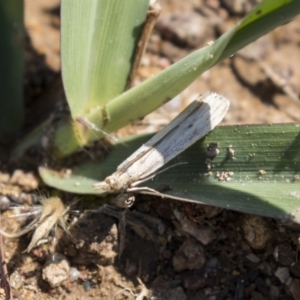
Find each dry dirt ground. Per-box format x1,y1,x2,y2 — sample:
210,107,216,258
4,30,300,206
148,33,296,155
1,0,300,299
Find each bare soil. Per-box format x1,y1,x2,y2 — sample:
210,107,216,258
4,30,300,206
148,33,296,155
1,0,300,299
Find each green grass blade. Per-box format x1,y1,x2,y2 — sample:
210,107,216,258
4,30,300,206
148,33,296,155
40,123,300,223
218,0,300,61
61,0,149,118
53,28,233,156
0,1,24,134
53,0,300,156
101,0,300,133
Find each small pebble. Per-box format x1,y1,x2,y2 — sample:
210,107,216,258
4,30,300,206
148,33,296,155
42,253,70,288
150,276,187,300
246,253,260,263
289,278,300,300
0,196,10,210
255,277,269,296
69,267,80,282
269,285,280,299
290,261,300,278
83,280,91,291
173,239,206,272
274,243,295,266
258,261,273,276
182,273,205,290
10,170,39,191
204,257,218,272
10,271,24,290
274,267,290,284
242,215,272,250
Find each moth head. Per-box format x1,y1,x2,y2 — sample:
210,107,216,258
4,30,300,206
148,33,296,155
93,180,111,191
106,176,124,191
106,172,132,191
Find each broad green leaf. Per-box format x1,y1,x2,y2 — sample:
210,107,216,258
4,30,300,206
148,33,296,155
0,1,24,134
40,123,300,224
61,0,150,118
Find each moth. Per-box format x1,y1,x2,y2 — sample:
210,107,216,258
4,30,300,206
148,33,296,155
94,92,229,194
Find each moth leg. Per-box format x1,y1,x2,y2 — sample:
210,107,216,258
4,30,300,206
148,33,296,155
118,209,127,258
97,204,159,257
111,193,136,209
126,187,164,198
